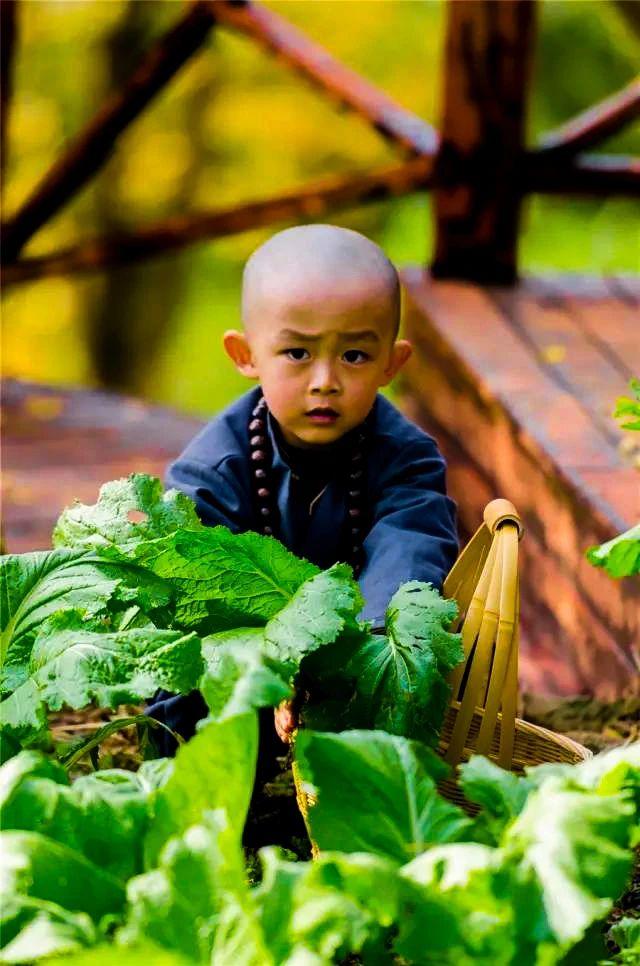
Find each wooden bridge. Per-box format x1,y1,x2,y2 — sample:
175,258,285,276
1,1,639,699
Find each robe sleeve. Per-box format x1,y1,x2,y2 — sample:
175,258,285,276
358,437,459,629
165,455,252,532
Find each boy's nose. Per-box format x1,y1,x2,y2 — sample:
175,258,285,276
309,361,340,395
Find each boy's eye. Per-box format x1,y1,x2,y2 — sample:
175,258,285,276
283,348,310,361
343,349,370,364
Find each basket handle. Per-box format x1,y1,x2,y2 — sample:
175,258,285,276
443,499,523,769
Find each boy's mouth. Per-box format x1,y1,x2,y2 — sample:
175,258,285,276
305,407,339,424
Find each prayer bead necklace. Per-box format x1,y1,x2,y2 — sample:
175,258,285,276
248,395,366,576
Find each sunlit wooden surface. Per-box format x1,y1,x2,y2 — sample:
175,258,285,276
400,270,639,701
1,379,201,553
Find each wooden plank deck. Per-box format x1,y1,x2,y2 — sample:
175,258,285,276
1,271,638,700
399,270,639,701
1,380,201,554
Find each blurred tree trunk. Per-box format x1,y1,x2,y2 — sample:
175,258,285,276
87,0,217,393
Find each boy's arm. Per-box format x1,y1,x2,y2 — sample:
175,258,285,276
359,438,459,629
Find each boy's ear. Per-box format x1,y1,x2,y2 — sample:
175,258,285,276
223,330,259,379
380,339,412,386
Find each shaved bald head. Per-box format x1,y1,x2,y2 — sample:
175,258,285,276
242,224,400,339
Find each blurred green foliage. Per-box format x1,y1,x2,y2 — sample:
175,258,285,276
1,0,639,415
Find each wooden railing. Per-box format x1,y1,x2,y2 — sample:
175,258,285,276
1,0,638,287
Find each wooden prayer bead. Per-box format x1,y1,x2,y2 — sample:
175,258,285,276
257,487,270,499
349,490,360,499
263,526,273,535
349,508,361,518
251,450,266,462
260,507,271,517
249,419,264,432
254,468,267,479
250,435,265,447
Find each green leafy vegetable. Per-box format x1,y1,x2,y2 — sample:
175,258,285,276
0,548,172,695
606,916,640,964
0,896,97,964
200,630,291,721
242,847,404,965
295,729,472,863
613,377,640,432
0,831,126,923
458,756,533,844
58,944,194,966
398,843,514,965
53,475,203,552
1,615,203,750
133,526,318,634
144,713,258,868
503,777,635,947
308,582,462,743
122,810,252,963
0,751,149,882
586,378,640,579
586,525,640,579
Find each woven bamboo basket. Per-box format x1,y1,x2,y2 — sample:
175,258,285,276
292,498,591,826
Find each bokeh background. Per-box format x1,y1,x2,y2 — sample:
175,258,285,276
2,0,639,417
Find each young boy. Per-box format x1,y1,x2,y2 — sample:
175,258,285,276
148,224,459,751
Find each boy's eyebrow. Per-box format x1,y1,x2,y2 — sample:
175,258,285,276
276,328,381,343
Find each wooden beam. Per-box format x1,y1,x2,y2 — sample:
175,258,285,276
611,0,640,41
526,153,640,196
207,0,438,157
538,77,640,157
432,0,537,285
1,156,434,285
1,0,17,197
1,0,216,263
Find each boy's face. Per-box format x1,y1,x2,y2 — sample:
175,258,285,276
224,285,412,448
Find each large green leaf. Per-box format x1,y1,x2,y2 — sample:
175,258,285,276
133,526,318,634
59,944,194,966
262,564,363,667
0,751,151,882
503,777,635,946
237,847,404,966
0,548,173,694
586,525,640,579
121,809,252,963
201,629,291,721
199,566,364,719
613,377,640,432
144,713,258,868
315,582,463,744
295,730,473,864
397,844,516,965
526,741,640,820
53,474,203,552
0,896,97,964
458,757,533,844
0,617,203,750
0,831,126,924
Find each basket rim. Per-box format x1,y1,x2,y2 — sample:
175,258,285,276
442,699,593,764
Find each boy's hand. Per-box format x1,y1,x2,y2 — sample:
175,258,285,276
274,698,298,743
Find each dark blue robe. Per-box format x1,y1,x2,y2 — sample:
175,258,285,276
147,386,459,754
